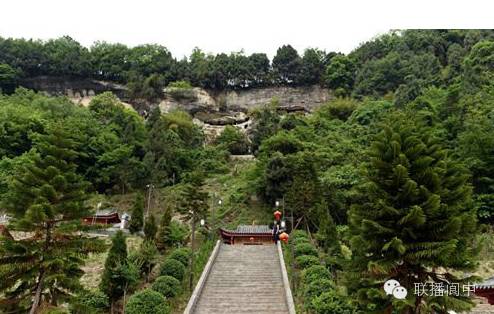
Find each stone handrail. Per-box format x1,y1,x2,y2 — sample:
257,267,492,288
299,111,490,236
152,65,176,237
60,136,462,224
183,240,221,314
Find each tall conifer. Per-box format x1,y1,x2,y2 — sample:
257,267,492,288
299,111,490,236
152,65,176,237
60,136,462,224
348,112,478,313
0,125,104,313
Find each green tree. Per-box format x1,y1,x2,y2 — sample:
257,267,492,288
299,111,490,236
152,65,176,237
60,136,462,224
144,214,157,241
324,54,355,96
248,53,271,87
0,125,105,313
43,36,91,77
131,240,158,281
129,194,144,234
463,40,494,92
299,48,327,85
250,101,281,153
457,97,494,222
348,113,478,313
215,125,250,155
272,45,302,84
315,200,338,254
0,63,18,93
155,209,172,252
90,41,131,82
99,231,134,312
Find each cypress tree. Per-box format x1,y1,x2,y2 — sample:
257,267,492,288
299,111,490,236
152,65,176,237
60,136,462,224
144,214,157,241
348,112,478,313
0,125,105,313
316,200,338,254
129,194,144,234
100,230,130,312
155,209,172,252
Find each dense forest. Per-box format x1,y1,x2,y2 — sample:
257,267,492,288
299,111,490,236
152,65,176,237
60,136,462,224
0,29,494,313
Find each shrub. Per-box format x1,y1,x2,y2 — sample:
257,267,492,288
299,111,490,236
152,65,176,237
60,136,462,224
166,220,189,247
294,243,318,257
304,279,334,300
152,275,182,298
42,308,69,314
159,258,186,281
125,289,170,314
302,265,331,284
167,80,192,89
310,290,356,314
167,81,196,100
292,236,311,246
70,290,109,314
318,99,359,121
296,255,320,269
168,247,191,266
291,230,309,241
215,125,250,155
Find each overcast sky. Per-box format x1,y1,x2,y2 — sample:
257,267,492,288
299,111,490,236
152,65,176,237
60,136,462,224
1,0,493,59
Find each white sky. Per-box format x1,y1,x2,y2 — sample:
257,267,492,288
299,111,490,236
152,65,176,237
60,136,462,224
1,0,493,59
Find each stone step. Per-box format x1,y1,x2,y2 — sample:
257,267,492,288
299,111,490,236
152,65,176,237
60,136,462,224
192,244,289,313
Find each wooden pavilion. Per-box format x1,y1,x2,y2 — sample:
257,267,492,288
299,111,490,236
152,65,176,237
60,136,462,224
82,209,121,225
476,277,494,305
219,225,273,245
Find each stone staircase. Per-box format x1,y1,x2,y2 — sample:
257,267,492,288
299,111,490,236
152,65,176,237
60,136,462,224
191,244,290,314
468,297,494,314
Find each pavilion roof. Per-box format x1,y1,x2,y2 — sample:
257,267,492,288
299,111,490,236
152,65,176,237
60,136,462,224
476,276,494,289
234,225,271,234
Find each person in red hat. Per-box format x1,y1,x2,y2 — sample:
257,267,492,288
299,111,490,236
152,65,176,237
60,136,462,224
272,210,282,243
274,210,282,221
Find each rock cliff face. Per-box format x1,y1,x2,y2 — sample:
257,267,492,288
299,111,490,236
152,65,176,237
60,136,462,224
17,77,332,142
19,76,332,117
21,76,127,99
159,85,332,116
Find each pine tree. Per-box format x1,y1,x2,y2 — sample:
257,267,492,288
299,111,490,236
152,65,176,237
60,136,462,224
316,200,338,254
0,125,105,313
144,214,157,241
100,230,131,312
348,112,478,313
155,209,172,252
129,194,144,234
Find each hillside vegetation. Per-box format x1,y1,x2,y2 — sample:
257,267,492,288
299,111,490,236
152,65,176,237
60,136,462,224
0,30,494,313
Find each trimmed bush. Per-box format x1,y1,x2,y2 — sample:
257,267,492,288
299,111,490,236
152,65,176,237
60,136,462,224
159,258,186,281
310,290,356,314
168,247,191,266
152,275,182,298
125,289,170,314
296,255,320,269
302,265,331,284
291,230,309,240
304,279,334,300
294,243,318,257
293,236,311,246
70,290,109,314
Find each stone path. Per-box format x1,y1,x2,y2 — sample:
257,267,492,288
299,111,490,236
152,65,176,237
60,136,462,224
192,244,290,314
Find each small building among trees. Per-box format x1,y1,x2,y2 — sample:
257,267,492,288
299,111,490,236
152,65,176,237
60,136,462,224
82,209,121,225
